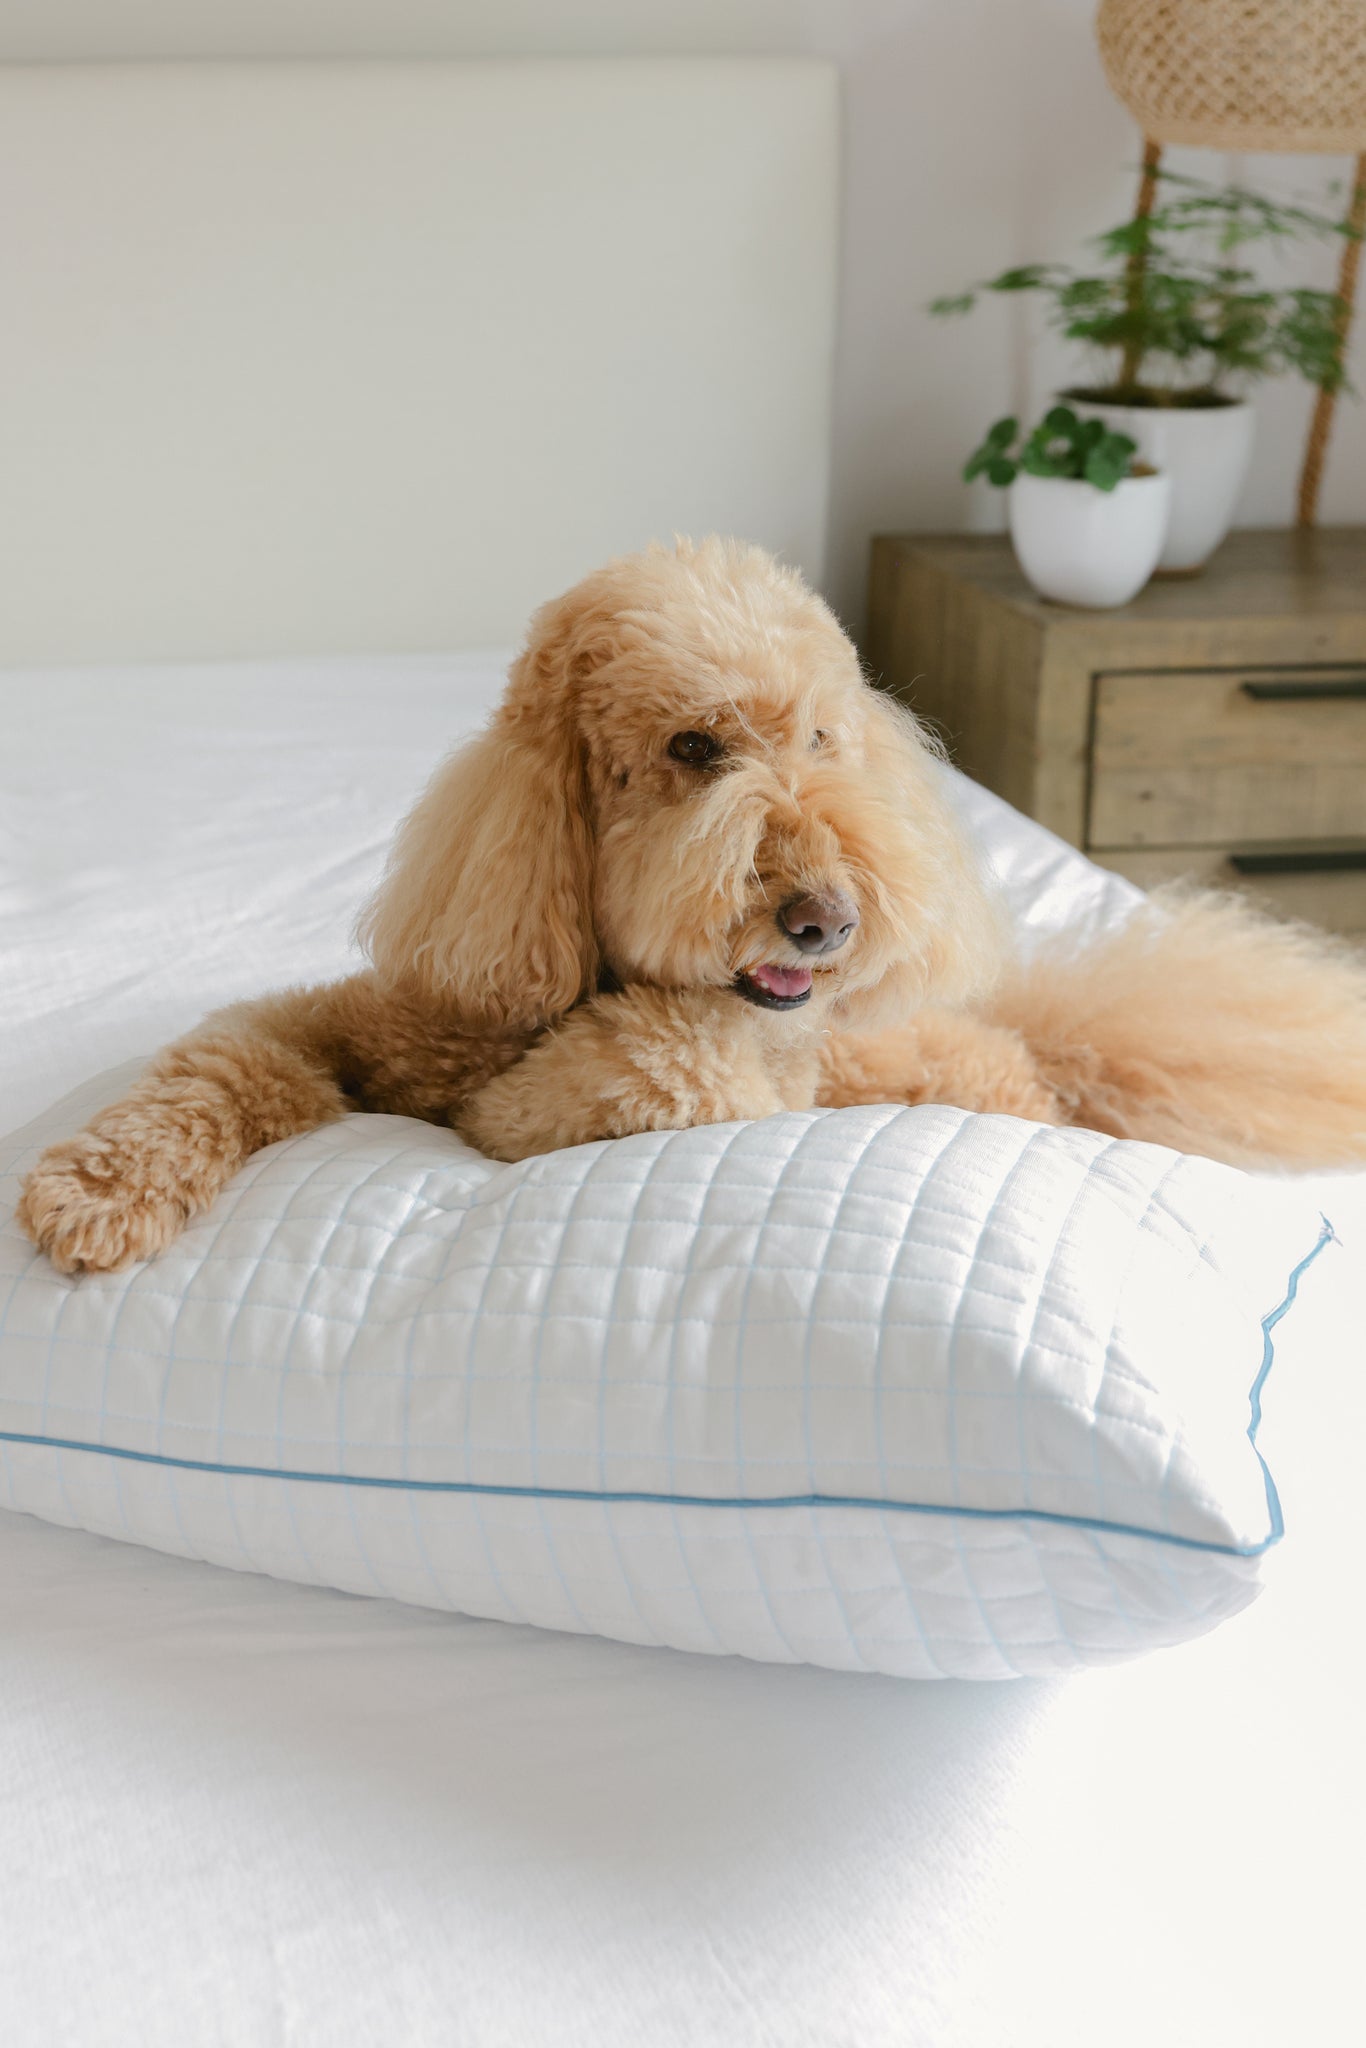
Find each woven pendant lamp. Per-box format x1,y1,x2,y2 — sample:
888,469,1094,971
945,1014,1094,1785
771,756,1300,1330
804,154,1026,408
1095,0,1366,522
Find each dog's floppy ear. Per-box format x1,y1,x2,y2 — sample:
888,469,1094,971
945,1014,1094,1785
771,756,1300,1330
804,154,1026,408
833,689,1006,1029
360,592,605,1029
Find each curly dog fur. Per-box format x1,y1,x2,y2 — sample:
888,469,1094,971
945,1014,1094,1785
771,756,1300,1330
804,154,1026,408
19,537,1366,1273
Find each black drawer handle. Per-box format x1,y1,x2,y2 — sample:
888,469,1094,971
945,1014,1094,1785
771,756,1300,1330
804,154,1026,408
1240,676,1366,701
1230,848,1366,876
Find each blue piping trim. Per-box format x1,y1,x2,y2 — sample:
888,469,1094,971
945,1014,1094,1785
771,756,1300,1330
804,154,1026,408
1,1222,1334,1563
1244,1213,1335,1547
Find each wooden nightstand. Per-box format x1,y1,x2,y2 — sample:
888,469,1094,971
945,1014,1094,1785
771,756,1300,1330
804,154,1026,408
867,528,1366,938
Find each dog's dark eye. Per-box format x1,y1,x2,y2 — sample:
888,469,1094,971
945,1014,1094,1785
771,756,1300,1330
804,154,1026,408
668,730,721,767
811,729,830,750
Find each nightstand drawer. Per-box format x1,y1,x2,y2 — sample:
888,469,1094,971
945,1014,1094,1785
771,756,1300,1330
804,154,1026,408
1089,667,1366,849
1092,843,1366,938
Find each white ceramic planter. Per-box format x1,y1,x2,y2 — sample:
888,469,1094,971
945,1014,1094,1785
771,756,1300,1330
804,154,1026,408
1007,469,1171,609
1062,393,1254,573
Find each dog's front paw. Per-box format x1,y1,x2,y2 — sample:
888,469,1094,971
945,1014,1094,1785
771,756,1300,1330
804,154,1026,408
455,986,799,1161
16,1138,191,1275
456,1071,569,1162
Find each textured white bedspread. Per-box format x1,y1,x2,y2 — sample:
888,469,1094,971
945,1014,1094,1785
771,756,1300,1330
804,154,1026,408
2,656,1362,2046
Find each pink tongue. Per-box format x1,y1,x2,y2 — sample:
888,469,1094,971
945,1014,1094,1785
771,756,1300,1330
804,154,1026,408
750,963,813,999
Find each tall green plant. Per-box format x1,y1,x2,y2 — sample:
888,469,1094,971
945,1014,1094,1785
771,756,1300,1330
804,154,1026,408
932,170,1361,406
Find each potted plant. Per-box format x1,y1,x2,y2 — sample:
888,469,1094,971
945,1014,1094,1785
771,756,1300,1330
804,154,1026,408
935,172,1358,572
966,405,1170,608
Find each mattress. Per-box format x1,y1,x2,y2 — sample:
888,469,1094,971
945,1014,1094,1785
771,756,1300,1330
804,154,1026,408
3,654,1363,2047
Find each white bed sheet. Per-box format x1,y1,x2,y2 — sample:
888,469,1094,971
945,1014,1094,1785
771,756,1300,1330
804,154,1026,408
2,656,1363,2047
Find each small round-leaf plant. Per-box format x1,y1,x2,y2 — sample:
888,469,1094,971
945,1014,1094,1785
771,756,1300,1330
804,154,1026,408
965,406,1140,492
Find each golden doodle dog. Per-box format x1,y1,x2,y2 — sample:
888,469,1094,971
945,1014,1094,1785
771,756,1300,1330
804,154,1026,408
20,537,1366,1274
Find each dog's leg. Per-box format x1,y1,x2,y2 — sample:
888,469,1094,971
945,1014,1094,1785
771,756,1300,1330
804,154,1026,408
17,977,524,1273
17,1013,346,1275
824,895,1366,1168
983,888,1366,1169
820,1010,1065,1123
458,986,817,1162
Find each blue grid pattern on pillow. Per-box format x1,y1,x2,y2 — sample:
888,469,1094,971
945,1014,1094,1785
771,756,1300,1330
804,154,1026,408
0,1066,1328,1680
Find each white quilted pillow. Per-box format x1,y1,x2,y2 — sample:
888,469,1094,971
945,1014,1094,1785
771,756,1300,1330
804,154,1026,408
0,1062,1332,1680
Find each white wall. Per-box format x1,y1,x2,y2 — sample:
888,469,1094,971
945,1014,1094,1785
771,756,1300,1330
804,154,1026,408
4,0,1362,636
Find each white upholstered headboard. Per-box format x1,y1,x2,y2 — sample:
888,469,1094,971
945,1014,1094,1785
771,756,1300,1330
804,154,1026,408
0,60,838,662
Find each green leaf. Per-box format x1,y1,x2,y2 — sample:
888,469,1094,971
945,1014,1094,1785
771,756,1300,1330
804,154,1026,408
964,414,1022,480
1083,431,1136,490
1043,404,1079,436
929,293,975,317
985,265,1053,294
1083,450,1126,491
1020,445,1066,478
986,456,1018,487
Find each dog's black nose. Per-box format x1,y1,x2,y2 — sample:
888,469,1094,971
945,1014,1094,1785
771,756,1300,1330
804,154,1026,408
777,890,859,955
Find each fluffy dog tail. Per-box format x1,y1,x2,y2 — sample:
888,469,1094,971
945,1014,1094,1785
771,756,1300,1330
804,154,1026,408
986,888,1366,1170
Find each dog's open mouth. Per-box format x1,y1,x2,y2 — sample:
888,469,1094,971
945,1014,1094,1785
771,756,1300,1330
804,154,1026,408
734,964,814,1010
